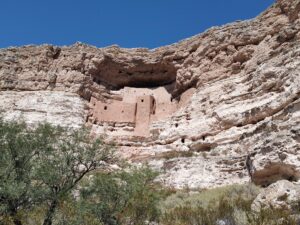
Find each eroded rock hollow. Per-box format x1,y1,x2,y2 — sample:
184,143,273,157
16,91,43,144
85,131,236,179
1,0,300,189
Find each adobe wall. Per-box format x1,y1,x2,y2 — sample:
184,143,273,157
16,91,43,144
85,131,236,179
89,86,195,137
134,95,155,136
91,97,136,123
123,86,178,122
123,86,172,103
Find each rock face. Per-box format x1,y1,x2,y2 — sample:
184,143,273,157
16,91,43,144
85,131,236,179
251,180,300,212
0,91,86,128
0,0,300,189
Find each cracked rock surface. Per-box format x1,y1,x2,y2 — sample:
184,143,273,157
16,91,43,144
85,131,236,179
0,0,299,189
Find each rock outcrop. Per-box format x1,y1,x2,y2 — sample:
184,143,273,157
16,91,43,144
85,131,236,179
252,180,300,212
0,91,86,128
0,0,300,189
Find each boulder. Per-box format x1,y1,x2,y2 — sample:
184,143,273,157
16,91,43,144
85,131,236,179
251,180,300,212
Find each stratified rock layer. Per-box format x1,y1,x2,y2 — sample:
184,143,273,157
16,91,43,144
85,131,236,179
0,0,299,189
0,91,86,128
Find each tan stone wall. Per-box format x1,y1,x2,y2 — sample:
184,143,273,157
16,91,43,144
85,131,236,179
122,87,178,122
89,86,195,137
151,101,177,122
123,87,172,103
134,95,154,136
94,100,136,123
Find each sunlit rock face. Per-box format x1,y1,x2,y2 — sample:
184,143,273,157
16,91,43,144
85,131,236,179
1,0,300,189
251,180,300,212
0,91,86,128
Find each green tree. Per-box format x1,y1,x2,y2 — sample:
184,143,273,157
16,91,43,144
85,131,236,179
80,167,161,225
0,119,114,225
0,119,45,225
34,124,114,225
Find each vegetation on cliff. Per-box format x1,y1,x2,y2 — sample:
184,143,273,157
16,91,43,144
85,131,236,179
0,119,299,225
0,119,115,225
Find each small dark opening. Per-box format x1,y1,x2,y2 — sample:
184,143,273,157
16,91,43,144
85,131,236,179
175,123,179,128
141,99,144,102
202,136,206,141
53,49,61,59
104,106,108,110
93,77,101,85
237,123,243,127
181,138,185,143
288,176,296,182
121,110,124,113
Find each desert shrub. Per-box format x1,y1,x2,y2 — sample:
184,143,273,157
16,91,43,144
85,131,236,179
161,197,236,225
79,166,162,225
49,195,103,225
19,167,162,225
161,184,260,212
246,208,298,225
160,184,299,225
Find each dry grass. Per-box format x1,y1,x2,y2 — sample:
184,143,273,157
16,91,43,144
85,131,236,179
159,184,300,225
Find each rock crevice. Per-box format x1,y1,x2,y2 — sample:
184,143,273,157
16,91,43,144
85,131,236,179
1,0,300,189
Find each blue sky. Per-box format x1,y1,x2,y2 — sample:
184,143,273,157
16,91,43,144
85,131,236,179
0,0,275,49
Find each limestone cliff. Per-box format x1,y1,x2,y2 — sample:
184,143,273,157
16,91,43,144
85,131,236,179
0,0,300,189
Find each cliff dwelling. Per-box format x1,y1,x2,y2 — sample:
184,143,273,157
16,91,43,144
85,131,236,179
88,85,194,137
85,48,196,137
